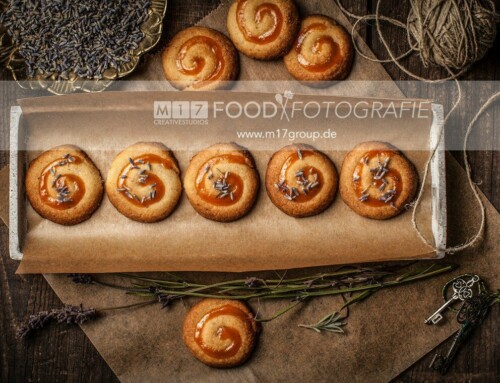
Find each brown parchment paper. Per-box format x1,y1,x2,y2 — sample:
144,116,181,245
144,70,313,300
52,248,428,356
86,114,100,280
2,155,496,383
16,92,436,274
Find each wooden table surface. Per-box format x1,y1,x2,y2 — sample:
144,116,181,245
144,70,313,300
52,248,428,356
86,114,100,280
0,1,498,382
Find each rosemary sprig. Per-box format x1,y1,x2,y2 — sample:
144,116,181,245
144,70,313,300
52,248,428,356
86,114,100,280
298,311,346,333
298,290,373,333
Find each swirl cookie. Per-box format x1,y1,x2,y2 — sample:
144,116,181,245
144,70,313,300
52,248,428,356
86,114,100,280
162,26,239,91
184,143,260,222
106,142,182,223
340,141,418,220
227,0,300,60
284,15,354,86
25,145,104,225
266,144,338,217
183,299,260,368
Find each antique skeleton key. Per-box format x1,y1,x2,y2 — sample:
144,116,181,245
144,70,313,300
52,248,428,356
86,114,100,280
425,275,480,325
429,291,492,374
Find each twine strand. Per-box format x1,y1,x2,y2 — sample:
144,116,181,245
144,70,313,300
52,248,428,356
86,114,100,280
335,0,499,253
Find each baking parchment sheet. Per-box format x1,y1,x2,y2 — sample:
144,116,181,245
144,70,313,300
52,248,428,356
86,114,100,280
16,92,436,273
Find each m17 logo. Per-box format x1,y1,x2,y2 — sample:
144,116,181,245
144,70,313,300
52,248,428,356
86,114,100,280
154,101,208,119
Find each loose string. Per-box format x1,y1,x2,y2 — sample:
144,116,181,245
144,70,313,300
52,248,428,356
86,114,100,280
335,0,499,253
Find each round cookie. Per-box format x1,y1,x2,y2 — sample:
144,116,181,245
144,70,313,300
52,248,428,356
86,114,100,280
266,144,338,217
183,299,260,368
184,143,260,222
339,141,418,219
25,145,104,225
106,142,182,223
284,15,354,86
227,0,300,60
162,26,239,91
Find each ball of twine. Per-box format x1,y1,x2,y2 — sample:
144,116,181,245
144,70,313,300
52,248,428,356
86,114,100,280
337,0,499,79
406,0,498,73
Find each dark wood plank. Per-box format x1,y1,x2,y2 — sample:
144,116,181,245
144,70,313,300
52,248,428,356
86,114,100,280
0,1,498,382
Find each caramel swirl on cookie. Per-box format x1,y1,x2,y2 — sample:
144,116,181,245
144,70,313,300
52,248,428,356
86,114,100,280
266,144,338,217
227,0,300,60
184,143,260,222
284,15,354,86
106,142,182,223
183,299,260,368
340,141,418,219
25,145,104,225
162,26,239,91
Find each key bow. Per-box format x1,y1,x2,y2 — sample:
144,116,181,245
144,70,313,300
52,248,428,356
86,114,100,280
452,275,479,300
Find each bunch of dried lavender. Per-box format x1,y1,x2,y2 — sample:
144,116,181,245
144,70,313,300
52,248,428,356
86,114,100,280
19,263,458,339
0,0,151,79
111,263,457,325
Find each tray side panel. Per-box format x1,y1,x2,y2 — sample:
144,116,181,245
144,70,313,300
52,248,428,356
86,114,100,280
430,103,447,256
9,106,24,260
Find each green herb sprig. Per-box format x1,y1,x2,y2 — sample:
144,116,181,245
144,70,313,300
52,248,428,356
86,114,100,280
19,263,458,339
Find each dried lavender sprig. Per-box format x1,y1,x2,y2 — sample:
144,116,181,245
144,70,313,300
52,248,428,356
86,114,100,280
118,267,388,291
17,304,96,338
69,268,389,305
115,264,457,305
61,265,456,327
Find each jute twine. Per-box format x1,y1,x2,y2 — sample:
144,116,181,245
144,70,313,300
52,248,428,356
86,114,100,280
336,0,500,254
